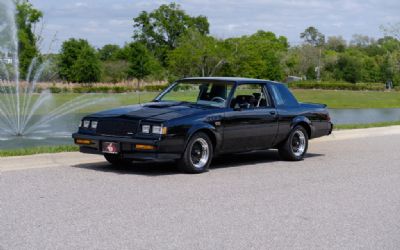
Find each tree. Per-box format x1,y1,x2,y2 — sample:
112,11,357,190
168,30,227,77
336,53,362,83
362,56,380,82
377,36,400,52
300,26,325,47
101,60,129,83
98,44,121,61
350,34,375,47
16,0,43,77
58,39,101,83
380,22,400,40
133,2,209,64
127,42,161,82
326,36,346,52
286,45,320,79
224,30,288,80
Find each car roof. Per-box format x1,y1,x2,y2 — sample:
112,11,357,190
178,77,282,85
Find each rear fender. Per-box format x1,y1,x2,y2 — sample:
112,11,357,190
291,116,314,138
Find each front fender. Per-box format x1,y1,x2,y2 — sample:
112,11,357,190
185,123,222,153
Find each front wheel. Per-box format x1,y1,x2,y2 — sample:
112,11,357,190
178,132,213,173
104,154,132,166
278,126,309,161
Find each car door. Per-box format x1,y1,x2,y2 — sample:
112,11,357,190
221,83,278,152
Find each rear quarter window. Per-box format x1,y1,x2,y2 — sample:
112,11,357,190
270,84,299,107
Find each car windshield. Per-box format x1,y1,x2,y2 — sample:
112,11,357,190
157,81,234,108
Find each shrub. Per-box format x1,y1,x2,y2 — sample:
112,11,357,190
288,81,386,91
49,86,62,93
141,85,168,92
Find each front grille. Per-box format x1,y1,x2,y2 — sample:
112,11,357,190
96,119,139,136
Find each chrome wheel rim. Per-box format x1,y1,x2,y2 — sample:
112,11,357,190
291,130,306,157
190,138,209,169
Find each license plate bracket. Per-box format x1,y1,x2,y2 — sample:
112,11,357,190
102,142,120,154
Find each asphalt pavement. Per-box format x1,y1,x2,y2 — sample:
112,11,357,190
1,127,400,250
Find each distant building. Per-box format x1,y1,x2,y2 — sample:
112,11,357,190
0,51,13,64
1,57,13,64
285,75,303,83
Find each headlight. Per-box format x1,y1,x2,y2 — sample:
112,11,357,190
152,125,167,135
141,124,167,134
91,121,98,129
152,125,162,134
83,120,90,128
142,125,151,133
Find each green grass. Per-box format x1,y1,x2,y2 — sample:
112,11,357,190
292,89,400,109
4,89,400,112
334,121,400,130
0,145,79,157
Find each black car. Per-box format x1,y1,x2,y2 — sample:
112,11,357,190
73,77,332,173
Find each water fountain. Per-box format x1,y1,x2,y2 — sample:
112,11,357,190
0,0,108,148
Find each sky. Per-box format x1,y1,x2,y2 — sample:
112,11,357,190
30,0,400,53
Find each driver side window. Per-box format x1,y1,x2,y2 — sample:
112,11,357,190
230,84,271,109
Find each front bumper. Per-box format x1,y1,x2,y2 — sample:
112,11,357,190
72,133,181,161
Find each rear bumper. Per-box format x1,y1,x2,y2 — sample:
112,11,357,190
72,133,181,161
328,122,333,135
310,121,333,139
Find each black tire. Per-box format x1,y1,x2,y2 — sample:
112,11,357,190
104,154,132,166
278,125,309,161
178,132,213,173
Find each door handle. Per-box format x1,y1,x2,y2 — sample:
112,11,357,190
269,111,276,116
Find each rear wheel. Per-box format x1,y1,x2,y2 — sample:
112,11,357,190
104,154,132,166
178,132,213,173
278,126,308,161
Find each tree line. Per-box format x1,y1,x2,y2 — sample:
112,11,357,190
14,1,400,86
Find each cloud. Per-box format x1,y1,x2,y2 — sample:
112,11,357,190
74,2,88,8
30,0,400,52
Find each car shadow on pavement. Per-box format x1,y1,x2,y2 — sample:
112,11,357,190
73,160,180,176
72,150,324,176
212,150,323,170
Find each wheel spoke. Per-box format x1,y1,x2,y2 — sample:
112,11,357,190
190,138,209,169
291,130,306,157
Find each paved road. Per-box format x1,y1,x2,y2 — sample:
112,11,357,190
1,128,400,250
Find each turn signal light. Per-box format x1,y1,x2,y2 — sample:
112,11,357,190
75,139,92,145
135,144,156,150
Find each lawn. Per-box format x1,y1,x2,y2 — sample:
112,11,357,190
0,145,79,157
35,89,400,113
292,89,400,109
4,89,400,114
334,121,400,130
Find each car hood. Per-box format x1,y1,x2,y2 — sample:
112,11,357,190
87,102,214,121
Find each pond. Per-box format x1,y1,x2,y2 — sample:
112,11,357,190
1,108,400,150
329,108,400,124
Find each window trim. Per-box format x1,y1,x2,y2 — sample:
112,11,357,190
268,83,299,108
229,82,273,110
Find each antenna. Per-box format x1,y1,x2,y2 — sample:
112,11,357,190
138,79,141,104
